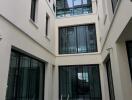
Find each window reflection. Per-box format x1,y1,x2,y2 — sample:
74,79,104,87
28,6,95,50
56,0,92,17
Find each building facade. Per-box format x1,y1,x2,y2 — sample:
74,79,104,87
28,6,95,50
0,0,132,100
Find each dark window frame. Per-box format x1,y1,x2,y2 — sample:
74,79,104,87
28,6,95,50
59,64,102,100
30,0,37,21
46,14,50,37
59,24,98,54
126,41,132,79
6,49,45,100
105,56,115,100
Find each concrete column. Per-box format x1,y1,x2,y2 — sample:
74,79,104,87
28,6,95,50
52,65,59,100
44,63,53,100
99,64,110,100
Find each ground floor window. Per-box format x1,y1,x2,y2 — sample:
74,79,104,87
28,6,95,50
59,65,102,100
105,57,115,100
6,50,45,100
126,41,132,79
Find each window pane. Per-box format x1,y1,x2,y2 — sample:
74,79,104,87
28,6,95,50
6,50,45,100
77,26,87,53
56,0,92,17
59,65,102,100
59,24,97,54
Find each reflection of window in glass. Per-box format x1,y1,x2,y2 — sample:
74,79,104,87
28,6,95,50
66,0,73,8
56,0,92,17
78,73,89,82
74,0,81,6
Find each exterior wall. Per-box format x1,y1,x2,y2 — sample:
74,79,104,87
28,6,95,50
0,0,132,100
98,0,132,100
0,0,56,100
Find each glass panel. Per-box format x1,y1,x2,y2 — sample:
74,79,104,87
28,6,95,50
73,0,82,6
77,26,87,53
67,27,77,53
59,28,68,54
65,0,73,8
56,0,92,17
59,24,97,54
6,52,19,100
86,24,97,52
59,65,102,100
6,51,45,100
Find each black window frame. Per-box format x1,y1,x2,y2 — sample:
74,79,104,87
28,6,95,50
30,0,37,22
6,49,45,100
105,56,115,100
46,13,50,37
126,41,132,79
59,64,102,100
59,24,98,54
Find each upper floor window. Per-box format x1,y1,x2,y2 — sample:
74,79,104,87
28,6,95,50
56,0,92,17
46,14,50,37
111,0,118,13
59,24,97,54
30,0,37,21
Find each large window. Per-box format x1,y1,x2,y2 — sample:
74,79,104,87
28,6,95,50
56,0,92,17
59,24,97,54
105,57,115,100
6,50,45,100
59,65,102,100
126,41,132,79
111,0,118,13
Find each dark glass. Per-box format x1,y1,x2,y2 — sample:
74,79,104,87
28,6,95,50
59,24,97,54
46,14,49,36
31,0,37,21
59,65,102,100
6,50,45,100
56,0,92,17
106,57,115,100
111,0,118,12
126,41,132,79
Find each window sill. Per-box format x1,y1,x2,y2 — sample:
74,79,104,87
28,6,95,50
56,52,100,57
29,19,39,29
